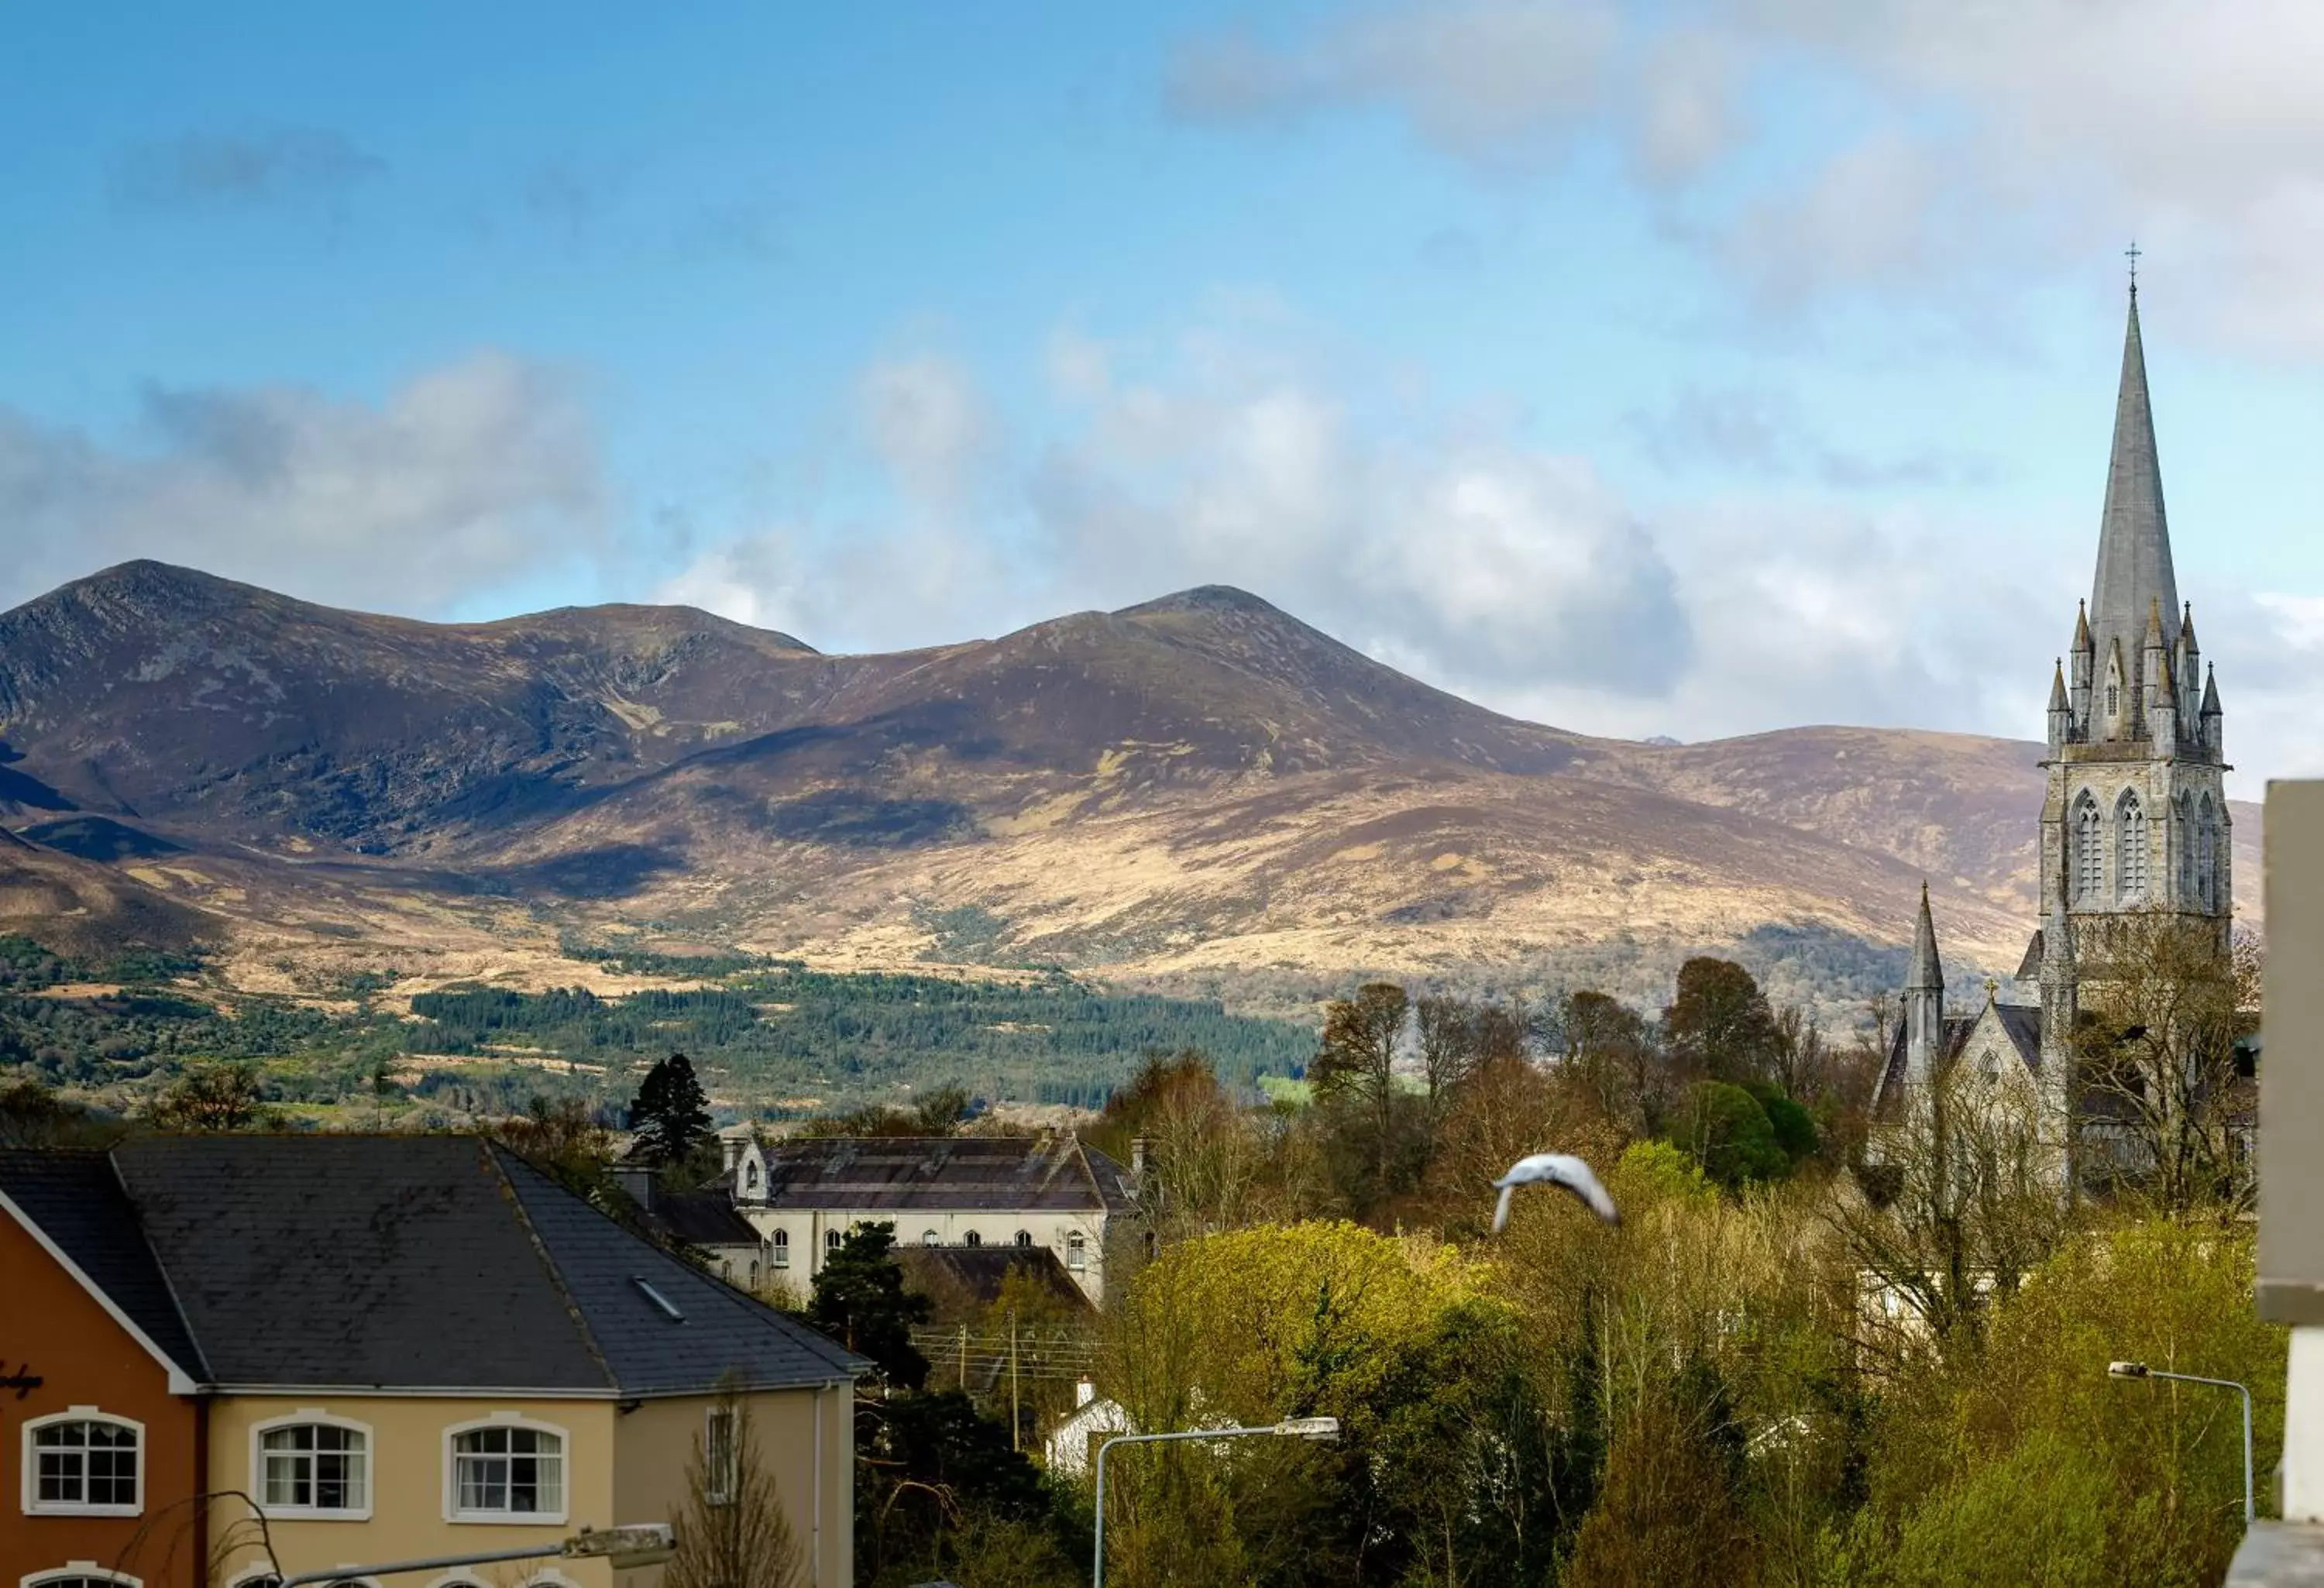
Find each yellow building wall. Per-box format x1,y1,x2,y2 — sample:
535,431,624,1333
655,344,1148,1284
208,1397,618,1588
205,1388,854,1588
610,1387,853,1588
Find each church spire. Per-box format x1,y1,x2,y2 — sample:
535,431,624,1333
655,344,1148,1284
1908,882,1944,991
2089,282,2181,701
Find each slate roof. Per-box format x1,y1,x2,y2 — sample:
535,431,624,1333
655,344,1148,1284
646,1186,765,1250
755,1136,1137,1216
0,1149,207,1383
896,1243,1094,1315
10,1135,864,1396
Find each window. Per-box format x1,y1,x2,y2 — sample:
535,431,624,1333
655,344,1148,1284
2106,682,2119,717
964,1230,982,1248
824,1229,843,1253
922,1229,940,1246
2177,797,2195,902
704,1408,738,1507
257,1417,370,1516
448,1423,565,1522
2118,792,2147,901
23,1574,141,1588
2074,794,2102,901
743,1160,761,1195
1067,1232,1087,1272
2198,796,2219,912
24,1413,142,1515
771,1229,789,1268
1014,1230,1033,1248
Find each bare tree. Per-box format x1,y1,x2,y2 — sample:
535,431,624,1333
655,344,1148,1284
665,1387,806,1588
1834,1060,2070,1363
2071,913,2260,1214
1311,981,1410,1190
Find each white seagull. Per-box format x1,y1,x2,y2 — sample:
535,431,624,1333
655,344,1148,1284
1491,1153,1619,1232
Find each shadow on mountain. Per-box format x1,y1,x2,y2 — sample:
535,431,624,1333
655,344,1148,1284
23,816,184,862
761,789,976,848
0,741,76,813
486,843,687,899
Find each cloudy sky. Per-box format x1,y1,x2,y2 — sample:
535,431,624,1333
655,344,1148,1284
5,2,2322,791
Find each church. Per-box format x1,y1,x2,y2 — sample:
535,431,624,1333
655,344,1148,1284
1872,276,2235,1162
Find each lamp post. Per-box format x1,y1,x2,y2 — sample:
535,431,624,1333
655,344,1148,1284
260,1522,676,1586
1092,1417,1340,1587
2110,1359,2255,1524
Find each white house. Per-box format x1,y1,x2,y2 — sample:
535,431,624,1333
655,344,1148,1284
725,1133,1143,1305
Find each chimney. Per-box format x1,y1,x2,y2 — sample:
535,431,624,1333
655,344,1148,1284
1076,1376,1096,1409
613,1160,657,1212
1130,1137,1148,1180
722,1132,747,1173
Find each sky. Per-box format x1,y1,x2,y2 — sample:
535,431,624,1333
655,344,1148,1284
3,2,2322,793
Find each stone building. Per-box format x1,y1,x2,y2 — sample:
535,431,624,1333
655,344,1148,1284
1875,280,2235,1158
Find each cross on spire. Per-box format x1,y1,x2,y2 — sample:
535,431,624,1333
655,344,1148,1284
2126,239,2141,295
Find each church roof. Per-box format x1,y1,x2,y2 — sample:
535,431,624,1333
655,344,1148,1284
2090,286,2181,691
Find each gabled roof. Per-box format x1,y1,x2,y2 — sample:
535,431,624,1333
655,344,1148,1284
897,1243,1093,1315
757,1136,1137,1215
36,1135,864,1397
0,1149,207,1388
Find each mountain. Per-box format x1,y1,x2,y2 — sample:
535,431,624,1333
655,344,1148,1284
0,562,2262,1009
0,823,210,955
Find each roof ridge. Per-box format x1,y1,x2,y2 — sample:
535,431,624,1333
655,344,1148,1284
483,1139,617,1392
105,1148,214,1385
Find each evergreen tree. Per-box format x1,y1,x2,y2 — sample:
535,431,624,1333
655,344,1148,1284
806,1222,931,1389
627,1051,711,1164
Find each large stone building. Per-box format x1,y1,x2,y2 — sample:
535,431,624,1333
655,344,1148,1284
1875,279,2235,1151
726,1133,1141,1306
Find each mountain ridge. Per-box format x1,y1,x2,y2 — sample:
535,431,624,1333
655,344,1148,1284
0,562,2260,1008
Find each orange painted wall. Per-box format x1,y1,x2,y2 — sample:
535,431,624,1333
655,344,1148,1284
0,1208,201,1587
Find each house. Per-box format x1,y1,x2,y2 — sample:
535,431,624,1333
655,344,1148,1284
726,1133,1142,1305
611,1158,770,1291
0,1136,867,1588
1043,1380,1131,1479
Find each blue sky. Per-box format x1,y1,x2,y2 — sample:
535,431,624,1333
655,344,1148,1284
4,2,2321,789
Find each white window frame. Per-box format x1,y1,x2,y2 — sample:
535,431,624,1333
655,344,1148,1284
22,1410,145,1518
922,1229,940,1246
442,1416,569,1526
22,1570,143,1588
250,1410,373,1521
1067,1232,1088,1272
704,1405,739,1507
771,1229,790,1268
823,1228,843,1253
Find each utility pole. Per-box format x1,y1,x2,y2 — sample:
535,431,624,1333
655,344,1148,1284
957,1323,968,1391
1009,1309,1020,1452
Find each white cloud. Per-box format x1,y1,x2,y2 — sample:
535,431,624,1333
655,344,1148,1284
1167,0,1621,170
0,352,605,616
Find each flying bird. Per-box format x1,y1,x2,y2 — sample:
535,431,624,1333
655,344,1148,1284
1491,1153,1619,1232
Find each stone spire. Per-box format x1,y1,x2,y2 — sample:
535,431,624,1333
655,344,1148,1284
2089,284,2181,710
1908,882,1944,990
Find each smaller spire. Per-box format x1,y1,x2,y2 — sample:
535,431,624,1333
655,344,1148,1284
2074,600,2092,651
1908,882,1944,992
2180,600,2199,650
2049,658,2069,710
2145,593,2166,647
2202,662,2222,717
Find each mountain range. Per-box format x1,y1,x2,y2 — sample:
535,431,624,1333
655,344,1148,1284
0,562,2261,1016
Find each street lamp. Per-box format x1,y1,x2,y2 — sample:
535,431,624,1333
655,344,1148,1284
1092,1417,1341,1587
260,1522,677,1586
2109,1359,2255,1525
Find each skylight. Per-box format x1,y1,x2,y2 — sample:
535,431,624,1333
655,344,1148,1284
633,1277,686,1322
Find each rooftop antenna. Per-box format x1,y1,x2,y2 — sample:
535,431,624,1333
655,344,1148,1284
2126,239,2141,297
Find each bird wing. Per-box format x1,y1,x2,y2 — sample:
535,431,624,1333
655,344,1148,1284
1549,1157,1621,1225
1491,1183,1516,1235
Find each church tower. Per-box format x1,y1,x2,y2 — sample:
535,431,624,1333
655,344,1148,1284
2035,278,2233,1119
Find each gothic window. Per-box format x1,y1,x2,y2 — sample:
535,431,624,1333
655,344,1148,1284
2074,794,2102,901
2176,796,2195,902
2198,795,2219,913
2117,792,2147,902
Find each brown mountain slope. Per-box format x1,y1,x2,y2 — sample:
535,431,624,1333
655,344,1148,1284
0,562,2257,1001
0,827,214,955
